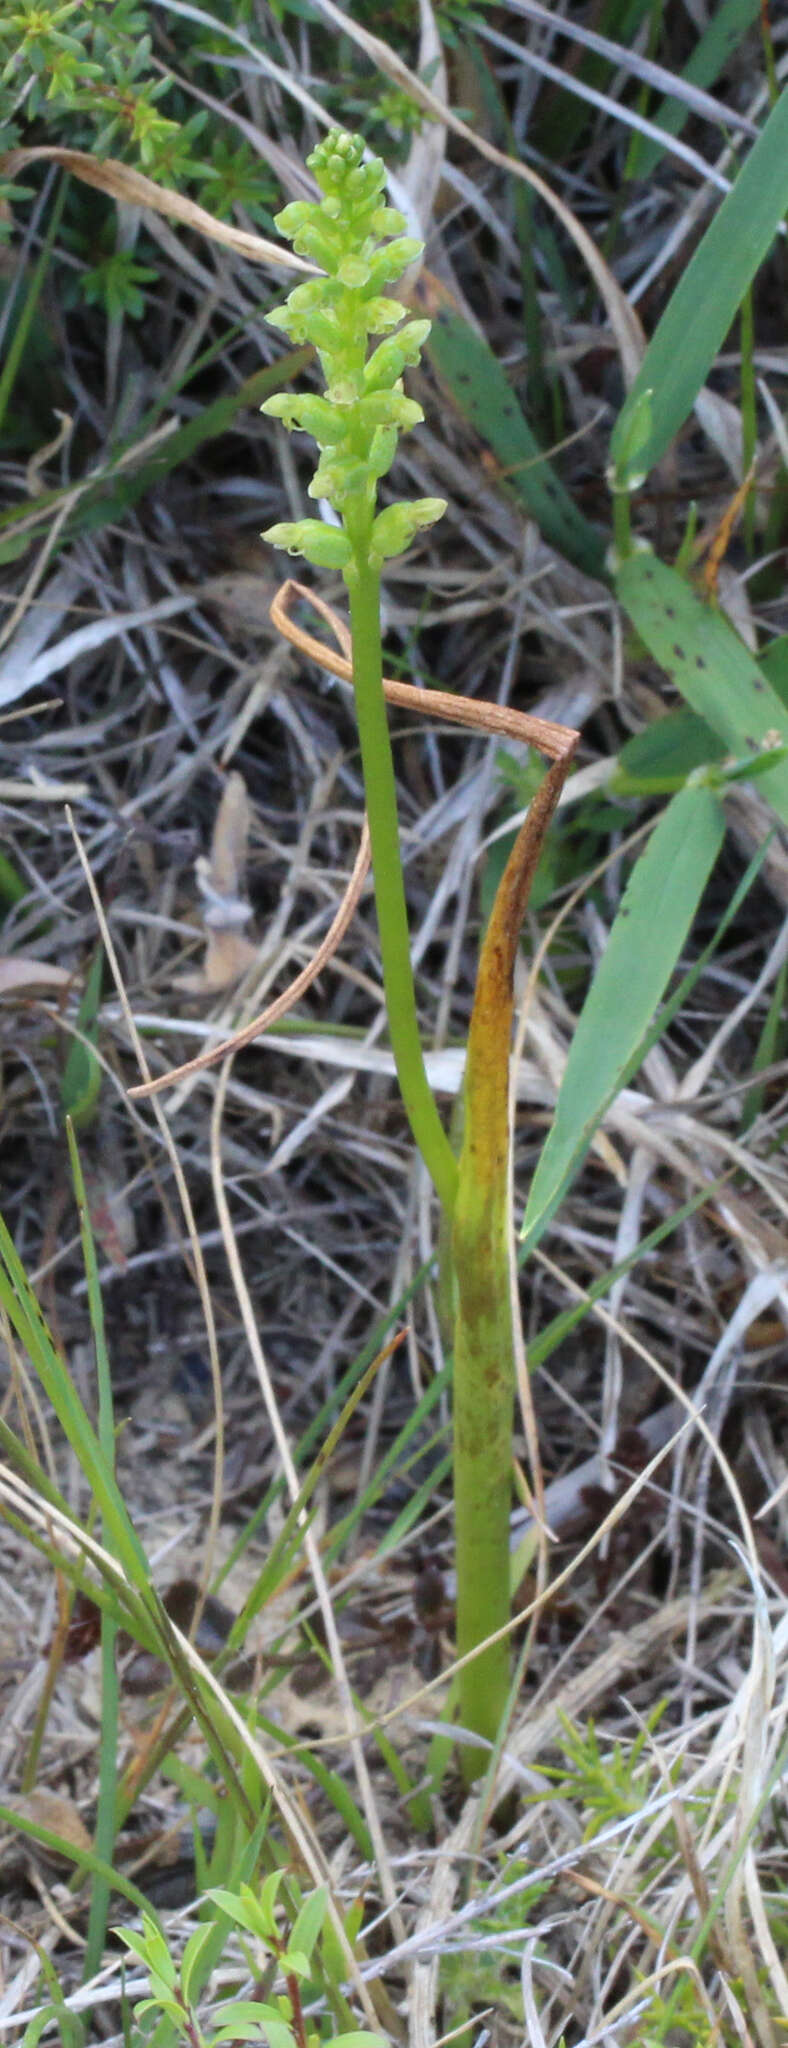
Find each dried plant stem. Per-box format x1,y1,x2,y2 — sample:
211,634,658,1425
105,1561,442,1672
453,751,577,1775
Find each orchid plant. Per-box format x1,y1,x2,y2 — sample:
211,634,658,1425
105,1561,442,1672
261,129,576,1775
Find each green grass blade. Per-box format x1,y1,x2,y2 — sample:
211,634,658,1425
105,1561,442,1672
0,176,67,441
78,354,312,537
521,784,725,1253
740,956,787,1133
611,86,788,482
425,301,607,577
533,0,654,164
629,0,761,183
616,554,788,823
0,1214,149,1585
61,948,104,1130
67,1125,120,1982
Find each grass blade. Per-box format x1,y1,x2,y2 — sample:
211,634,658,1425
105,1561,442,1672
67,1124,120,1983
0,1214,149,1585
610,85,788,482
628,0,761,183
521,784,725,1253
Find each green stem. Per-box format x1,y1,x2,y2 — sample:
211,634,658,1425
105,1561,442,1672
346,562,458,1214
612,486,633,561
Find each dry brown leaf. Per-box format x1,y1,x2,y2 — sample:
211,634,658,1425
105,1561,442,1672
176,773,260,994
200,770,251,903
0,958,73,995
178,929,260,995
1,148,312,276
2,1789,92,1864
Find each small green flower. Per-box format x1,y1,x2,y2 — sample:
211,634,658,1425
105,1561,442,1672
369,498,447,565
261,126,445,579
263,520,353,569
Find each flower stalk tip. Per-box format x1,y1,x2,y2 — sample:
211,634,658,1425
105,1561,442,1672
261,127,445,570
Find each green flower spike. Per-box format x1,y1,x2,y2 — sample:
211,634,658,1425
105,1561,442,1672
261,129,457,1219
261,127,445,573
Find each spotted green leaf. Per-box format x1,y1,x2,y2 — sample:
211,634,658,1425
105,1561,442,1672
616,553,788,826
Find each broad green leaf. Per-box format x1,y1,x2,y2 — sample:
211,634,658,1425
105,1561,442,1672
616,553,788,824
425,298,607,577
181,1923,219,2009
523,829,769,1283
289,1886,328,1964
521,785,725,1253
760,633,788,706
611,86,788,482
613,706,725,792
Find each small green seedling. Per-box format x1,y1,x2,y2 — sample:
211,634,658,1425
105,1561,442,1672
117,1880,386,2048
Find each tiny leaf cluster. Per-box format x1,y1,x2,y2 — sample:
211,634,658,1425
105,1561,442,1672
262,128,445,577
117,1878,386,2048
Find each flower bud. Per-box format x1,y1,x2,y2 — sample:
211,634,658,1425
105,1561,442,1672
364,296,408,334
364,321,431,391
309,448,370,505
262,519,352,569
369,498,446,564
261,393,346,445
362,239,423,293
337,253,372,289
272,201,312,237
356,391,423,433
